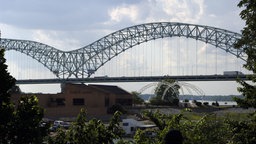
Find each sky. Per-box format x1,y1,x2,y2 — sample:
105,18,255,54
0,0,247,95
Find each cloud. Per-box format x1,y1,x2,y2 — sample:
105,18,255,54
107,5,139,24
157,0,204,23
32,30,81,51
105,0,204,25
0,23,35,40
200,0,244,32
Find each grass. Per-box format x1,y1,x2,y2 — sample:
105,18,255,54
180,106,254,121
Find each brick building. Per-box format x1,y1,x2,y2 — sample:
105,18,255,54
11,83,133,119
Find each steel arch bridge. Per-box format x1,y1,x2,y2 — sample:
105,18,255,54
0,22,246,79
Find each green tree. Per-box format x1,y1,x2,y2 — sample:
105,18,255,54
0,49,47,143
182,115,228,144
134,129,154,144
234,0,256,108
131,91,144,105
51,108,124,144
47,128,67,144
10,95,46,144
150,79,180,106
136,110,231,144
226,113,256,144
0,49,16,143
220,1,256,143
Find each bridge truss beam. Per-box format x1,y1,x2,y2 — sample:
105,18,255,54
0,22,246,79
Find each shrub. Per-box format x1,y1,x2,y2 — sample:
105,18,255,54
195,102,202,107
184,99,189,102
192,100,197,103
203,102,209,106
215,101,219,107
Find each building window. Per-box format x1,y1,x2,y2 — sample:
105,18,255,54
123,122,129,126
73,98,85,105
48,98,65,107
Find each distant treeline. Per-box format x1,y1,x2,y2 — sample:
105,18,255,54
140,94,243,102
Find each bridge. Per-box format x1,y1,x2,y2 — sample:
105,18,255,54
15,75,248,84
0,22,248,84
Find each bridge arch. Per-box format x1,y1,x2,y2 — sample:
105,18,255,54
0,22,246,78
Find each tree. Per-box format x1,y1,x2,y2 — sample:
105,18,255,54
225,2,256,143
136,110,232,144
0,49,16,143
0,49,47,143
131,91,144,105
150,79,180,106
234,0,256,108
10,95,46,144
51,108,124,144
226,113,256,144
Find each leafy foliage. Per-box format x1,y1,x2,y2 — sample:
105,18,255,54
225,113,256,144
150,79,180,106
10,95,47,144
134,129,156,144
134,110,256,144
0,49,16,97
49,109,124,144
0,49,16,143
48,128,67,144
234,0,256,108
0,49,46,143
131,91,144,105
182,114,229,144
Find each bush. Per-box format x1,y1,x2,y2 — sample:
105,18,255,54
184,99,189,103
192,100,197,103
137,110,233,144
48,109,124,144
212,101,219,107
215,101,219,107
195,102,202,107
172,98,180,106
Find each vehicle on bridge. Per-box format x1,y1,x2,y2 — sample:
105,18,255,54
223,71,244,75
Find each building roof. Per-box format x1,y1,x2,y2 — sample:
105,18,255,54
88,84,131,95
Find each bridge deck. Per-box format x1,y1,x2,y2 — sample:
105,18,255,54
16,75,249,84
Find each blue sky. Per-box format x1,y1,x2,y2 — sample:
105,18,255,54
0,0,247,95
